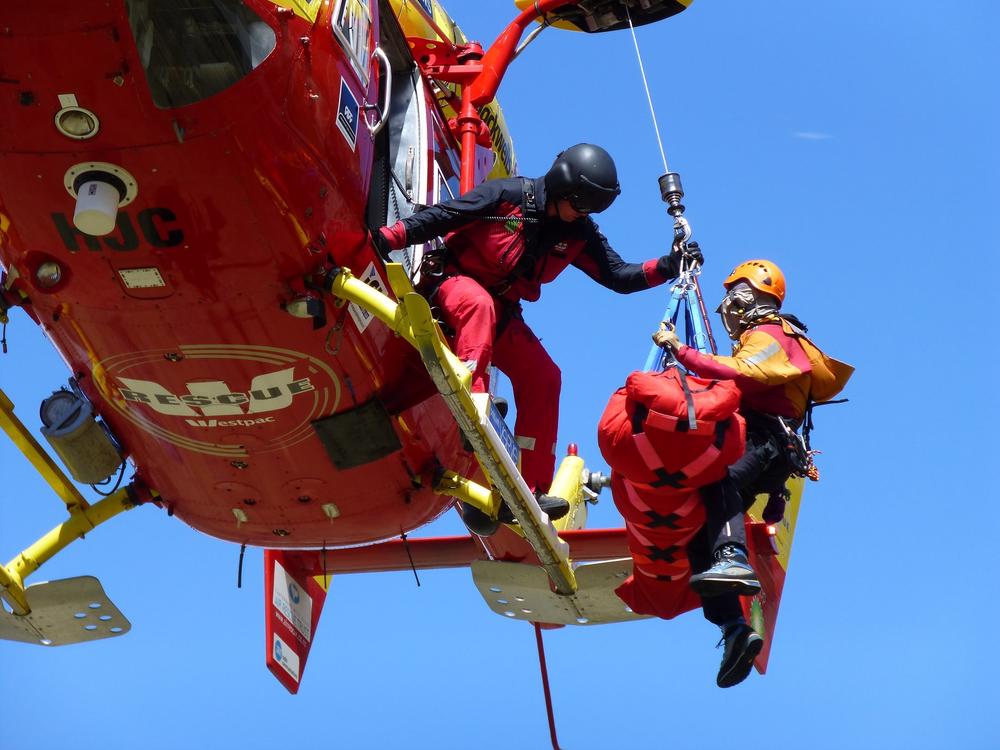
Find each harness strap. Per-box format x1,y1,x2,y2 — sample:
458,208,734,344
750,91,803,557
522,176,538,216
677,367,699,430
482,177,544,299
802,397,849,452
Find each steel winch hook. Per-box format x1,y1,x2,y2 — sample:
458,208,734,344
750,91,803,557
673,214,692,246
659,171,695,252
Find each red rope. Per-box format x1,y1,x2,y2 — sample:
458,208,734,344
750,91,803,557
533,623,563,750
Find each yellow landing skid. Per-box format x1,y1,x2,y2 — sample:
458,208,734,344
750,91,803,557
0,387,135,643
326,264,577,595
0,575,131,646
471,559,647,626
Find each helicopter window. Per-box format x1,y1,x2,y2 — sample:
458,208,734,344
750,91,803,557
332,0,373,86
436,163,459,202
126,0,277,109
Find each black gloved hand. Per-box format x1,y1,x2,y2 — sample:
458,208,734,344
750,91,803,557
685,241,704,266
371,228,392,260
656,250,682,279
762,491,787,525
656,241,704,279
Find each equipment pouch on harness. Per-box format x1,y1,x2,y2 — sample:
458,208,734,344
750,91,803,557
417,245,447,292
775,416,813,479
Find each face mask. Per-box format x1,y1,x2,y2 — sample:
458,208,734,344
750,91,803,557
717,282,779,340
717,283,756,339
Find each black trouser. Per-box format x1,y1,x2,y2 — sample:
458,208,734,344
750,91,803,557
687,520,743,626
688,421,793,627
687,476,747,626
698,417,787,560
699,475,748,557
733,417,795,508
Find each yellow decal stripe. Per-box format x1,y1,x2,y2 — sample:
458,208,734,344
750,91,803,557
268,0,323,23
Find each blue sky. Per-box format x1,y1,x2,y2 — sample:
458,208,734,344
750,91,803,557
2,1,997,748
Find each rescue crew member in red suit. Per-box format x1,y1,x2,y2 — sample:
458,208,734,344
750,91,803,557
377,144,698,528
654,258,851,687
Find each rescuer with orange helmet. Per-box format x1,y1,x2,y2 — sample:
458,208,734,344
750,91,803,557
654,258,852,687
658,258,851,489
378,144,700,531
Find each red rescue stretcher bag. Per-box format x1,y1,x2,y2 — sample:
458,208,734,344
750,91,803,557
597,369,746,620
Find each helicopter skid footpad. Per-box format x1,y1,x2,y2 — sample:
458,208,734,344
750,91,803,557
0,575,131,646
472,559,649,626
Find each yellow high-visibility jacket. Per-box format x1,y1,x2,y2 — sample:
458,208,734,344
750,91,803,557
675,318,853,419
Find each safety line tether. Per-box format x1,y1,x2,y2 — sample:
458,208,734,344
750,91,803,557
534,623,564,750
400,532,421,587
237,543,246,589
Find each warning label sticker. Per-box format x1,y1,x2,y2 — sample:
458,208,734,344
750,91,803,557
272,561,313,642
348,262,389,334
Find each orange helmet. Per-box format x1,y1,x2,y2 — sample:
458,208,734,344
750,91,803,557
723,259,786,304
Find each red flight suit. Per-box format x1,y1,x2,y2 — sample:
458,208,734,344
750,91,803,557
381,176,669,492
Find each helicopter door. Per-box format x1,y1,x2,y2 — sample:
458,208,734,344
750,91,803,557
365,8,431,280
381,69,430,279
330,0,388,190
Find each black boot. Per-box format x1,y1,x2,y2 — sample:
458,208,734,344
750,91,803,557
497,494,570,524
461,502,500,537
716,620,764,688
462,493,569,536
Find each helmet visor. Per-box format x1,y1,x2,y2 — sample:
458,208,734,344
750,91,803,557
566,174,620,214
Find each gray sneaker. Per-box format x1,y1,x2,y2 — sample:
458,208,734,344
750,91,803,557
689,544,761,598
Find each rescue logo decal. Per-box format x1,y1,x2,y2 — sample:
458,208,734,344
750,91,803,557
96,345,342,457
336,78,359,151
117,367,314,417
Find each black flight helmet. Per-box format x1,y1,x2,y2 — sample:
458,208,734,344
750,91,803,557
544,144,621,214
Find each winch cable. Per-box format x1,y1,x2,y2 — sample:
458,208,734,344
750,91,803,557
625,6,670,175
625,7,718,369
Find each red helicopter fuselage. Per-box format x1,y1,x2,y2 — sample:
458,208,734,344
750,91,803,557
0,0,496,549
2,0,803,715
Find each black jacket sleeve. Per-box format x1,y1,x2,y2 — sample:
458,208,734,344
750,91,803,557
399,179,520,246
571,222,661,293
